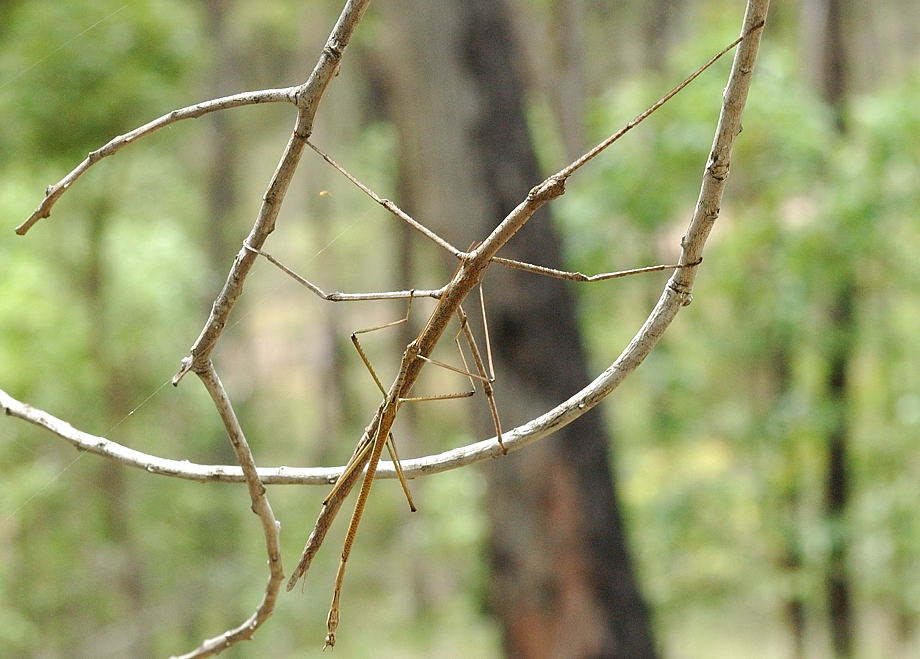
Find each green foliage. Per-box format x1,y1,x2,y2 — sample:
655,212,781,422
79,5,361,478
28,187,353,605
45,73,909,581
0,1,199,164
550,29,920,654
3,2,920,656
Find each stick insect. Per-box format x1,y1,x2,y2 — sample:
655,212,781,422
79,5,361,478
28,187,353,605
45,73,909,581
264,29,746,644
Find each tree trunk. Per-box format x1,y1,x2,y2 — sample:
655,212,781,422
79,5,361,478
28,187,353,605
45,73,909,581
804,0,854,655
375,3,657,657
204,0,243,288
772,346,807,659
83,195,150,657
824,280,855,659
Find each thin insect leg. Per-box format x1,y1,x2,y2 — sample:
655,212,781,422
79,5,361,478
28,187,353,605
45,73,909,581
323,436,372,505
397,305,504,452
457,302,505,453
399,388,476,404
350,294,414,394
307,140,464,259
479,286,496,380
343,295,417,510
491,254,702,282
452,323,477,389
243,242,443,301
384,431,416,512
401,327,481,404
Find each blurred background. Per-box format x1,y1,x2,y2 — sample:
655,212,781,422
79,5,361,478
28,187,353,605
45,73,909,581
2,1,919,657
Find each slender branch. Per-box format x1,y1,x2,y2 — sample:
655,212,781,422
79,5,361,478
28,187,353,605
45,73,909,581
671,8,769,283
14,87,297,236
173,362,283,658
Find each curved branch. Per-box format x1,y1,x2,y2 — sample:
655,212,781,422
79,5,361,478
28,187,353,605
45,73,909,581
14,87,297,236
173,363,283,658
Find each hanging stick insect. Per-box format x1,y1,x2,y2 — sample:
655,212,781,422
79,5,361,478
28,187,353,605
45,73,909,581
251,30,747,645
260,144,692,648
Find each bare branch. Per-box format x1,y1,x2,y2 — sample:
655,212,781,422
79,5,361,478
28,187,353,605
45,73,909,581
14,87,297,236
174,362,283,658
671,9,769,282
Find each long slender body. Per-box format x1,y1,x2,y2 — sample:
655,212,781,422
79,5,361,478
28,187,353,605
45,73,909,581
292,181,567,647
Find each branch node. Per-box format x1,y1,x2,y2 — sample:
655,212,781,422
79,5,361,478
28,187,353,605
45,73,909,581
172,356,193,386
529,175,566,202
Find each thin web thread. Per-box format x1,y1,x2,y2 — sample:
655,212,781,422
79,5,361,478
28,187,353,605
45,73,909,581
0,3,135,91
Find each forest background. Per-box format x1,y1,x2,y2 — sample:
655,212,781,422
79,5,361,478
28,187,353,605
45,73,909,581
1,1,919,657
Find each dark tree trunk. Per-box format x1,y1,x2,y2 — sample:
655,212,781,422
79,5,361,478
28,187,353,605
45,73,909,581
204,0,243,287
375,3,657,657
825,281,855,659
83,195,150,657
804,0,854,655
771,347,807,658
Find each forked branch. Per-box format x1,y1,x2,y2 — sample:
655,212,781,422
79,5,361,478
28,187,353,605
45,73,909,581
172,0,373,385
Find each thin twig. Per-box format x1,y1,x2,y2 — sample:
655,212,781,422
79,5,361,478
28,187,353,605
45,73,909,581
14,87,296,236
173,362,283,658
